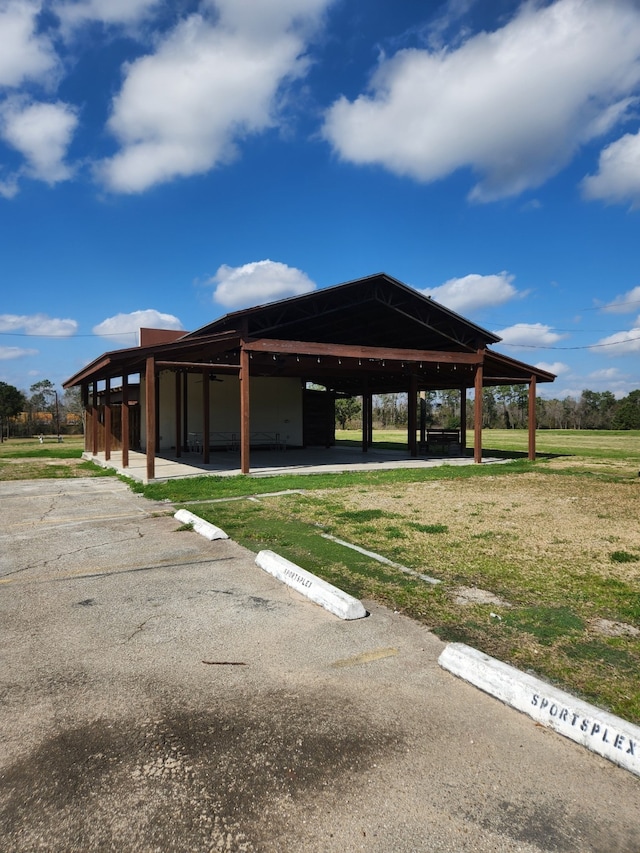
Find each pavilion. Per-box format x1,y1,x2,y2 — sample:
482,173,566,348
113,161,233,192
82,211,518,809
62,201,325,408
63,273,555,481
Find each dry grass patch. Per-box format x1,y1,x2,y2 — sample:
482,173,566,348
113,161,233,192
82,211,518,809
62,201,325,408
0,457,113,480
314,472,640,585
0,437,113,480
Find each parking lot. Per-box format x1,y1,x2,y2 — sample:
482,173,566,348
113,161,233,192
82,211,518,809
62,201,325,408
1,478,639,852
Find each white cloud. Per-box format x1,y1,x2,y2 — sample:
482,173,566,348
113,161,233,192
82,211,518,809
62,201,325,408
425,0,478,50
210,259,316,310
210,0,330,37
54,0,161,33
582,130,640,207
535,361,569,376
322,0,640,201
576,367,631,397
494,323,566,348
0,173,19,198
588,367,626,381
0,345,38,360
0,0,59,88
0,98,78,185
99,1,331,193
422,271,519,314
92,309,184,345
595,325,640,355
0,312,78,336
601,285,640,313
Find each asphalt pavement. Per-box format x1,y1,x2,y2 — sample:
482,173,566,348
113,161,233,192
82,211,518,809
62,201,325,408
1,478,638,852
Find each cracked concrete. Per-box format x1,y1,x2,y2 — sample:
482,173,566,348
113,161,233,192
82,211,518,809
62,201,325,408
1,478,640,853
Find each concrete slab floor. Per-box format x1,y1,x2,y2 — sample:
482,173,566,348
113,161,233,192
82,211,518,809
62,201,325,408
84,445,510,483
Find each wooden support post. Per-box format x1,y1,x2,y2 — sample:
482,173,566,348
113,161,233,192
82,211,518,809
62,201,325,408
145,356,156,481
91,382,98,455
327,390,335,448
408,376,418,457
104,378,111,461
202,367,210,465
361,379,368,453
474,353,484,464
182,371,189,452
367,393,373,447
155,370,161,451
460,387,467,452
175,370,182,459
81,383,90,453
122,374,129,469
419,392,427,447
240,344,250,474
528,375,537,461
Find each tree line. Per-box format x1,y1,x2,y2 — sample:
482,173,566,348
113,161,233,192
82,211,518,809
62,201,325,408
2,379,639,443
335,387,640,431
0,380,82,441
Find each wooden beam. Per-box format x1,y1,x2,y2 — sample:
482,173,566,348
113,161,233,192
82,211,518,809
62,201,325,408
482,376,534,384
145,357,156,481
122,373,129,469
528,374,537,461
63,329,242,389
155,361,240,371
240,344,250,474
474,352,484,464
243,338,482,365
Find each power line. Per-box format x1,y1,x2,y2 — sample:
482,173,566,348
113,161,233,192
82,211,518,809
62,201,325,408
579,298,640,312
503,335,640,351
0,331,138,339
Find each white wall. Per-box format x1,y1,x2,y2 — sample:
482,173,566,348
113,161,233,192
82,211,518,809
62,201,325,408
142,373,303,451
250,377,302,446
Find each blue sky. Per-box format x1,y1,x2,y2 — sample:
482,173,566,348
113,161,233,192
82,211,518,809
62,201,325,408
1,0,640,400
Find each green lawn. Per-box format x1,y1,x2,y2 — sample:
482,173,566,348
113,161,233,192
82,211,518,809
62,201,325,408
336,427,640,460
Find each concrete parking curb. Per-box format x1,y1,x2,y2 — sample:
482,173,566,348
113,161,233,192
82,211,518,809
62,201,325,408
172,510,365,620
439,642,640,777
255,549,367,620
174,509,228,541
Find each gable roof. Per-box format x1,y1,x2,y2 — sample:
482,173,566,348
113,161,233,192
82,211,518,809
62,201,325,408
64,273,554,391
185,273,501,351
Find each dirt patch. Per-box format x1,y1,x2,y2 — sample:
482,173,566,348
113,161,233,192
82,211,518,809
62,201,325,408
454,586,512,607
591,618,640,638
